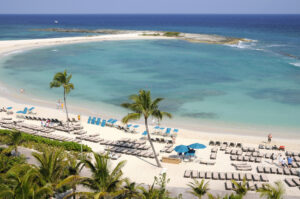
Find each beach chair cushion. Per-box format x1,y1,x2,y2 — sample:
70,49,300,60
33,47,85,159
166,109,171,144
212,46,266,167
225,181,233,190
226,173,233,180
205,172,212,179
192,170,199,178
184,170,191,178
285,178,296,187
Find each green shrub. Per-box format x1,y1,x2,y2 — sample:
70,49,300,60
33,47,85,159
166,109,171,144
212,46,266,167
0,129,92,152
163,32,180,37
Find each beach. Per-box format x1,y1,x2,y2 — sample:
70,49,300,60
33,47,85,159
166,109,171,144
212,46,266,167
1,33,300,198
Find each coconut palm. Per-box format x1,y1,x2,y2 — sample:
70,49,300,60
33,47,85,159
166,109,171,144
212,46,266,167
256,181,285,199
6,129,24,156
32,147,67,189
121,179,142,199
50,69,74,127
188,179,210,199
77,153,126,198
0,164,53,199
56,154,85,199
232,178,249,197
121,90,172,167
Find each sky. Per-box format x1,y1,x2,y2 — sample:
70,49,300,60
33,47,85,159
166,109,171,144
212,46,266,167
0,0,300,14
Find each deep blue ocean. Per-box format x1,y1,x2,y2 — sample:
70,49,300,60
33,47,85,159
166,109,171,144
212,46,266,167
1,14,300,135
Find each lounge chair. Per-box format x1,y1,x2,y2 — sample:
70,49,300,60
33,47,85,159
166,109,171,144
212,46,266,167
255,157,262,163
205,172,212,179
226,172,233,180
219,172,226,180
236,143,242,148
225,148,231,154
260,175,268,182
290,169,298,176
264,167,271,174
239,173,246,181
215,141,221,146
192,170,199,178
211,147,218,153
246,173,252,181
237,156,243,161
252,174,260,181
225,181,233,190
283,168,291,175
285,178,296,187
258,144,264,149
232,173,239,181
209,141,215,146
243,156,249,161
184,170,191,178
88,116,92,124
292,178,300,186
101,120,106,127
220,144,226,151
212,172,219,180
91,117,96,124
257,166,264,173
199,172,205,179
229,142,235,147
249,157,255,162
270,167,277,174
210,153,217,160
248,181,255,191
231,155,237,161
96,118,101,125
277,168,283,174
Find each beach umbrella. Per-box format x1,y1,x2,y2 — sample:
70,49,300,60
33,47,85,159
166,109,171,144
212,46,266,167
29,107,35,111
6,107,12,110
142,131,148,136
188,143,206,149
174,145,189,153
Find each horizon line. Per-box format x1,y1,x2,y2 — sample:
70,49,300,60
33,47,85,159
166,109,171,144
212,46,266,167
0,13,300,15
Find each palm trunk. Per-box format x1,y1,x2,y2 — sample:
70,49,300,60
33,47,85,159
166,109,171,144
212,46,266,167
145,117,162,168
64,89,70,132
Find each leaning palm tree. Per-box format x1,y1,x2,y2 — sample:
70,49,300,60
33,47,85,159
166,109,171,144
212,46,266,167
32,147,67,190
256,181,285,199
50,69,74,127
188,179,210,199
121,90,172,167
6,129,24,156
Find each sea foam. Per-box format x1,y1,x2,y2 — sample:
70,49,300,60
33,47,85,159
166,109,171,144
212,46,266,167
290,62,300,68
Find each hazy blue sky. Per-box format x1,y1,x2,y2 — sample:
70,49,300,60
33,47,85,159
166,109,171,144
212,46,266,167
1,0,300,14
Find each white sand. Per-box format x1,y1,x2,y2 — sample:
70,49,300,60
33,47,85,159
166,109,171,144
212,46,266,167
0,35,300,197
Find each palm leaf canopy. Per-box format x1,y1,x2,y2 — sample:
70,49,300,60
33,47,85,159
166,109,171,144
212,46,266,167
50,69,74,94
121,90,172,124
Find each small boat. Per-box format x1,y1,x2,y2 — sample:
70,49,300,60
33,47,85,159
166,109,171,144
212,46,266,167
54,20,59,24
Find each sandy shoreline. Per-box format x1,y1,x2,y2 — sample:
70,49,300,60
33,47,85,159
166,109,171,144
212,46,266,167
1,34,300,197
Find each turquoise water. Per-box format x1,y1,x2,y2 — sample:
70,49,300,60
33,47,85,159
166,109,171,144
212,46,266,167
1,39,300,131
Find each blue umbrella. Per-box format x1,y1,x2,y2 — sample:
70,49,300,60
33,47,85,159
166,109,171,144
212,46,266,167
7,107,12,110
142,131,148,136
188,143,206,149
174,145,189,153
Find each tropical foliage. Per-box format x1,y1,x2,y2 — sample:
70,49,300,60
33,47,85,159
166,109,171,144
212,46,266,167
121,90,172,167
188,179,210,199
257,181,285,199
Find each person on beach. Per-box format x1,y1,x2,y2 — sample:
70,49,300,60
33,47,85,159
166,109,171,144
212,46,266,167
20,88,24,93
268,133,272,143
56,100,61,109
278,154,283,165
281,158,287,168
288,156,293,168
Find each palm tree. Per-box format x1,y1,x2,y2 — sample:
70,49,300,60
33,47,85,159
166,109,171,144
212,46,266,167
76,153,126,198
50,69,74,127
56,154,85,199
231,178,249,197
121,90,172,167
0,164,53,199
121,179,142,199
256,181,285,199
188,179,210,199
32,147,67,189
7,129,24,156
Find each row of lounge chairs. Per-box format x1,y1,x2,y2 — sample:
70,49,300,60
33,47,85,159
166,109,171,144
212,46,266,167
150,137,173,144
184,170,269,182
225,181,265,191
209,141,242,148
160,144,174,153
76,134,103,142
285,178,300,187
258,144,284,151
230,155,262,163
35,132,78,142
105,146,156,158
225,149,243,155
286,151,300,157
101,140,150,150
231,163,252,171
23,116,61,123
257,166,299,176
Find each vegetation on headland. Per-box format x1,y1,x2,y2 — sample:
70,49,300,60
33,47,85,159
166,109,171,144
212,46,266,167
0,129,286,199
0,129,91,152
32,28,251,45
